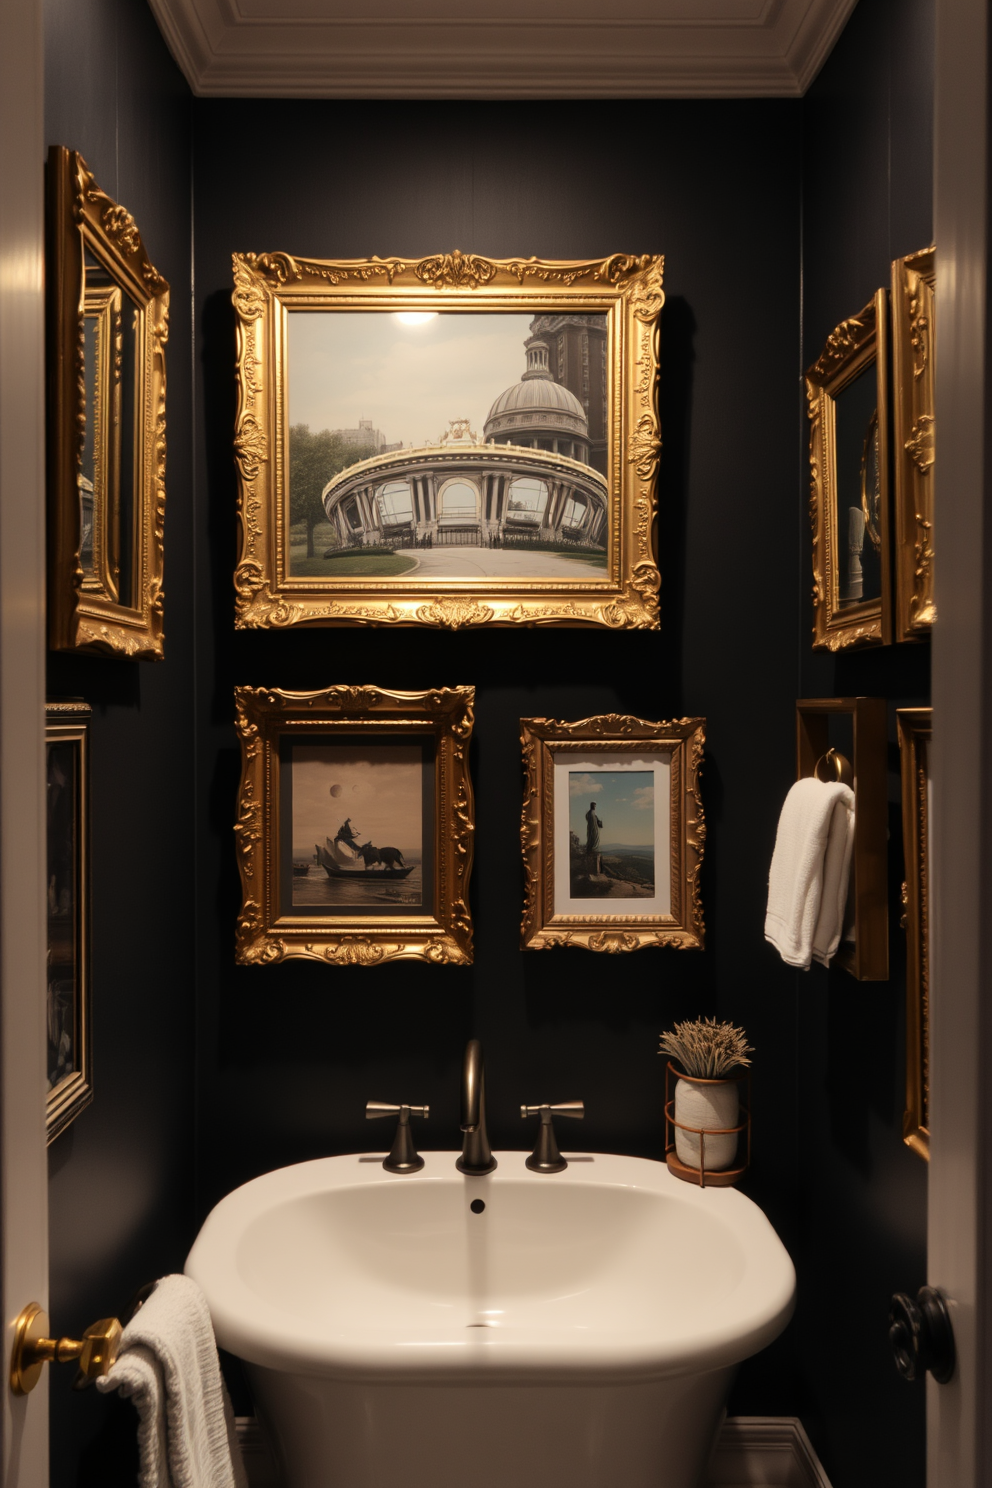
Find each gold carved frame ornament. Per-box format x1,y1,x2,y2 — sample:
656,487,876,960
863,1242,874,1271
232,251,663,631
898,707,931,1160
47,147,168,659
806,290,892,651
234,685,475,967
520,714,705,953
892,247,936,640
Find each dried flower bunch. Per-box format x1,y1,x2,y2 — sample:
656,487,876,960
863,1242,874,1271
658,1017,754,1079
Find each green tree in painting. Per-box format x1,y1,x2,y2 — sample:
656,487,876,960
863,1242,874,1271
289,425,366,558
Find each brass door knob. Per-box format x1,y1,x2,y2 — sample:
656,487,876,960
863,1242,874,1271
10,1303,122,1394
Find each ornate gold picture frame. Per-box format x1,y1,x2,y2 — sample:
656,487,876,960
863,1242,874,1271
232,251,663,631
45,702,93,1142
234,685,474,967
806,290,891,651
47,147,168,659
892,247,935,641
897,707,930,1160
520,714,705,953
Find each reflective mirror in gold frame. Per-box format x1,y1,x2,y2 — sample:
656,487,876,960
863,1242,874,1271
47,147,168,658
898,707,931,1161
806,291,892,651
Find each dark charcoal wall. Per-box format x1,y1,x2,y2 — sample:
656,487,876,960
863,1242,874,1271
44,1,195,1483
40,1,933,1483
191,95,806,1412
793,0,933,1483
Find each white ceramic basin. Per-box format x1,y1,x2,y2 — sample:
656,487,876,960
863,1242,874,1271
187,1152,795,1488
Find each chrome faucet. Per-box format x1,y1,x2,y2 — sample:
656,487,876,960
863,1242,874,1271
456,1039,497,1175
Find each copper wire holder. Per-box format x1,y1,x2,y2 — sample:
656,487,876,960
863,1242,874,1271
663,1061,751,1188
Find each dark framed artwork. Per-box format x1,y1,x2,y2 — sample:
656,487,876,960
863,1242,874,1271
45,702,93,1141
234,685,474,966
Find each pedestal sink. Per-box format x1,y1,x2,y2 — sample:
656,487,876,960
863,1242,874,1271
186,1151,795,1488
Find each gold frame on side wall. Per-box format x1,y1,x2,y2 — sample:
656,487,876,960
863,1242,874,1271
231,251,663,631
47,146,168,659
45,702,93,1143
806,290,892,651
519,714,705,953
892,247,936,641
898,707,931,1160
234,685,475,967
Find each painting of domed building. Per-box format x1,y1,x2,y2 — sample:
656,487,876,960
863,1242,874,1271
287,310,610,581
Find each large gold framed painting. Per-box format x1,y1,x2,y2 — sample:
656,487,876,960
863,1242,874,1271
232,251,663,630
234,685,474,967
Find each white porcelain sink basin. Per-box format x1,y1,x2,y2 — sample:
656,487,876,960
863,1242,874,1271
187,1151,795,1488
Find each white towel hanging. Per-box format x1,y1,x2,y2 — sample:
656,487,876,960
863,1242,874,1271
97,1274,247,1488
765,776,856,970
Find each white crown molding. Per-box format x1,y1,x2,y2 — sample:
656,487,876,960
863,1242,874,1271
146,0,857,97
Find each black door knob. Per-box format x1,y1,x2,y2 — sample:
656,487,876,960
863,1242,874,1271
889,1286,956,1384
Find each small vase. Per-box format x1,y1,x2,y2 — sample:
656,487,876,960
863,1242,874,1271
674,1075,740,1171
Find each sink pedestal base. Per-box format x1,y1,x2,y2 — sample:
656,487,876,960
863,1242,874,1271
248,1363,735,1488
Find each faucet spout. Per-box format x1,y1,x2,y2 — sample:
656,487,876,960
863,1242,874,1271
457,1040,497,1175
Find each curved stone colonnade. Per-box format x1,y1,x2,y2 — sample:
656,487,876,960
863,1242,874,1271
322,438,609,552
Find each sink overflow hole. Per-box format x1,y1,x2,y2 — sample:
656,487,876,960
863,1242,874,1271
470,1199,485,1214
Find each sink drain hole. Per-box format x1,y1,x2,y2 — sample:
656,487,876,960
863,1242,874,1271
470,1199,485,1214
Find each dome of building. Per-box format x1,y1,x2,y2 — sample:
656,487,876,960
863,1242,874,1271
484,336,590,463
486,376,586,423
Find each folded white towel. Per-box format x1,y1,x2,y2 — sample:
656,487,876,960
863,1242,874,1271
96,1274,247,1488
765,776,856,970
811,792,856,967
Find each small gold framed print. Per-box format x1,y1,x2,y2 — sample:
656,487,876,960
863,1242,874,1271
519,714,705,953
806,291,891,651
234,685,474,967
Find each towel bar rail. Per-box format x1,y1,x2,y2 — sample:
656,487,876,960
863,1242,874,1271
10,1282,155,1395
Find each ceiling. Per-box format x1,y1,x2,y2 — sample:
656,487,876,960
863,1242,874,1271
147,0,858,98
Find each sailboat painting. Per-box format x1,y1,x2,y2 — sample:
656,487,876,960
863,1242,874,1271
287,740,431,914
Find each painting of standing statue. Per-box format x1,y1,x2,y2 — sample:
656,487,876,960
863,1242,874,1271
290,742,428,913
287,310,610,582
568,770,655,898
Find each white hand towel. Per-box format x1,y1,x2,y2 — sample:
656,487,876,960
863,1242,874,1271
811,793,856,967
765,776,856,970
96,1274,247,1488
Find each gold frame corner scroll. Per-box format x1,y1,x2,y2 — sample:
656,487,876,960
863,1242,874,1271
892,246,936,642
47,146,168,660
806,289,891,652
519,713,705,953
231,251,663,632
234,684,475,968
897,706,931,1160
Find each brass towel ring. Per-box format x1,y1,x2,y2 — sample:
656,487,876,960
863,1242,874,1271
813,747,853,787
